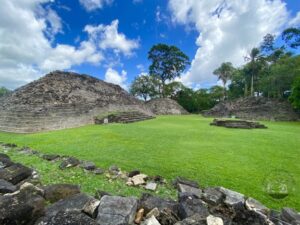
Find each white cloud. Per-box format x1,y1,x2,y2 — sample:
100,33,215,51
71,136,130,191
104,68,128,89
168,0,296,87
0,1,138,89
79,0,113,11
85,20,139,56
289,12,300,27
136,64,145,72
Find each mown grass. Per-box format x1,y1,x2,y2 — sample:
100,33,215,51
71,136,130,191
0,115,299,210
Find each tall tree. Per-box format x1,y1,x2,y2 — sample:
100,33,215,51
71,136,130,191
130,75,160,101
282,27,300,49
148,44,190,97
245,48,262,96
213,62,235,99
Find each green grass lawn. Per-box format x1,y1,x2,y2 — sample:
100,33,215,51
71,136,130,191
0,115,299,210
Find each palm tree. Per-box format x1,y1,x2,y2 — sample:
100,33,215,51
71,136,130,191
246,48,260,96
213,62,235,99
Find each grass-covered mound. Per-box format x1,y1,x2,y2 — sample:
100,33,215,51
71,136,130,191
0,115,299,210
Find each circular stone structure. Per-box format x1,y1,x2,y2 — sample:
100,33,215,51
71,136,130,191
0,71,153,133
146,98,188,115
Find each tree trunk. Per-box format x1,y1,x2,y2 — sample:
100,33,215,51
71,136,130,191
251,74,254,96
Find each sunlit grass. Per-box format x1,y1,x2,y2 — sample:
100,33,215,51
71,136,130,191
0,115,299,210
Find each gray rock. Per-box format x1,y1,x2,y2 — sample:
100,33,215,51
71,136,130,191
0,163,32,184
142,215,161,225
202,187,223,205
232,208,273,225
218,187,245,209
145,182,158,191
178,194,209,220
0,186,45,225
44,183,81,203
0,179,16,193
45,193,94,218
174,214,206,225
35,210,99,225
96,195,138,225
0,154,13,169
280,208,300,224
42,154,60,161
245,197,270,215
206,215,224,225
94,168,105,175
158,208,180,225
82,198,101,218
108,165,120,175
59,157,80,169
139,193,178,215
174,177,199,189
146,207,160,219
178,183,202,198
81,161,96,170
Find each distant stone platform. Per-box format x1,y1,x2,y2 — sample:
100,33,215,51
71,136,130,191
0,71,153,133
210,119,267,129
146,98,188,115
203,97,299,121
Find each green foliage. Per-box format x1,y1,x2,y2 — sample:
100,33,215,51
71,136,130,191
173,86,223,113
0,87,11,97
0,116,299,210
213,62,235,99
289,76,300,110
148,44,190,97
282,27,300,49
130,75,160,100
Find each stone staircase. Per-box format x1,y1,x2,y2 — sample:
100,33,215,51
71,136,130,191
95,111,155,124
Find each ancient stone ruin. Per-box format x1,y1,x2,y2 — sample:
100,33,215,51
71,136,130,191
0,71,153,133
210,119,267,129
203,97,300,121
1,143,300,225
146,98,188,115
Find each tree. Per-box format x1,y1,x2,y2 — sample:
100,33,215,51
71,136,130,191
148,44,190,97
244,48,262,96
289,76,300,110
164,81,185,99
282,27,300,49
130,75,160,101
0,87,11,97
213,62,235,99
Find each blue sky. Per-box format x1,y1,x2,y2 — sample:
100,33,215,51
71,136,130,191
0,0,299,90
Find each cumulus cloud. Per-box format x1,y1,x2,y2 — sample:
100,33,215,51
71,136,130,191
104,68,128,89
0,1,138,89
85,20,139,56
79,0,113,11
168,0,295,87
289,12,300,27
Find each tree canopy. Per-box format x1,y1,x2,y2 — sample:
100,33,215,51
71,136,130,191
148,44,190,97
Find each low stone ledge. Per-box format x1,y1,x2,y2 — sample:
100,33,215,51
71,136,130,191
210,119,267,129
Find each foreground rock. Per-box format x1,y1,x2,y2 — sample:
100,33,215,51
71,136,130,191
59,157,80,169
97,195,138,225
0,156,299,225
0,179,17,193
0,163,32,184
0,184,45,225
44,183,81,203
210,119,267,129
